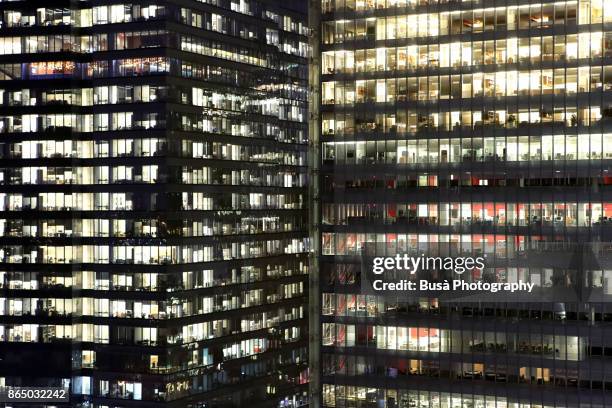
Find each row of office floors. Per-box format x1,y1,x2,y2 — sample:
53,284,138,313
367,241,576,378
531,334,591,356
317,0,612,407
0,0,309,407
320,191,612,408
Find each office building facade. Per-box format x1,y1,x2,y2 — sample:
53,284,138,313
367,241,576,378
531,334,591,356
0,0,309,407
317,0,612,407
